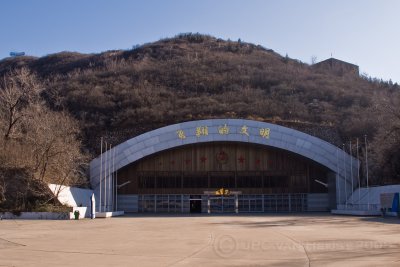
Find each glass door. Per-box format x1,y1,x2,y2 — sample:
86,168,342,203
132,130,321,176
209,196,235,213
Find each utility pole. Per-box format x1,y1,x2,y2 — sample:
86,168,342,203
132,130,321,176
336,148,341,208
357,138,361,207
343,144,347,210
99,137,103,213
104,141,107,213
350,141,353,205
365,135,369,210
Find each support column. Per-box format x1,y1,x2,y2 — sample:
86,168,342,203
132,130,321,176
262,195,265,212
207,196,210,214
181,195,184,213
222,196,224,213
154,195,157,213
235,195,239,214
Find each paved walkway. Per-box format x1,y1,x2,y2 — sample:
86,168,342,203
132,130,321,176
0,213,399,266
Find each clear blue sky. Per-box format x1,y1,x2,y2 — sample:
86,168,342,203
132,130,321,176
1,0,399,83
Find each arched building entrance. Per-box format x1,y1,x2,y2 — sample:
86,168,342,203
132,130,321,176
90,119,358,213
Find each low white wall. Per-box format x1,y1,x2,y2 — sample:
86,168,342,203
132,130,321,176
0,212,69,220
96,211,124,218
345,184,400,211
48,184,94,218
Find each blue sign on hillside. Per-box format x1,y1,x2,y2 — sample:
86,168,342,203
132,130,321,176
10,52,25,57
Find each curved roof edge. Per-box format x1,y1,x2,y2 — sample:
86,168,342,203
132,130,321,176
90,119,358,188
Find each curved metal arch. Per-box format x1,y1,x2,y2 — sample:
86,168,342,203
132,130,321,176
90,119,358,190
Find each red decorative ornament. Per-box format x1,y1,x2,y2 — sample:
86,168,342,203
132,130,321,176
255,159,261,165
216,150,228,164
200,156,207,163
238,156,245,164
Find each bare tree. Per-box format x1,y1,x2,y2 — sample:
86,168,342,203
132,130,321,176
0,68,42,139
21,106,87,187
0,67,87,185
311,55,318,65
369,96,400,183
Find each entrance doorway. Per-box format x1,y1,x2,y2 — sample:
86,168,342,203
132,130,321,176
209,196,236,213
190,195,202,213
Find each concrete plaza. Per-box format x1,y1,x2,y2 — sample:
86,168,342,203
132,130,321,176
0,213,399,266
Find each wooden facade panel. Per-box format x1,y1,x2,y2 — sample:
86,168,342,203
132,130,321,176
117,142,329,195
130,142,315,173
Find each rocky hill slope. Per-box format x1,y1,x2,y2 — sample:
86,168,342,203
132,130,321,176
1,33,399,190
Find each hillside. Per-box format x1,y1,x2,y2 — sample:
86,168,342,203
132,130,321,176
1,33,400,196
